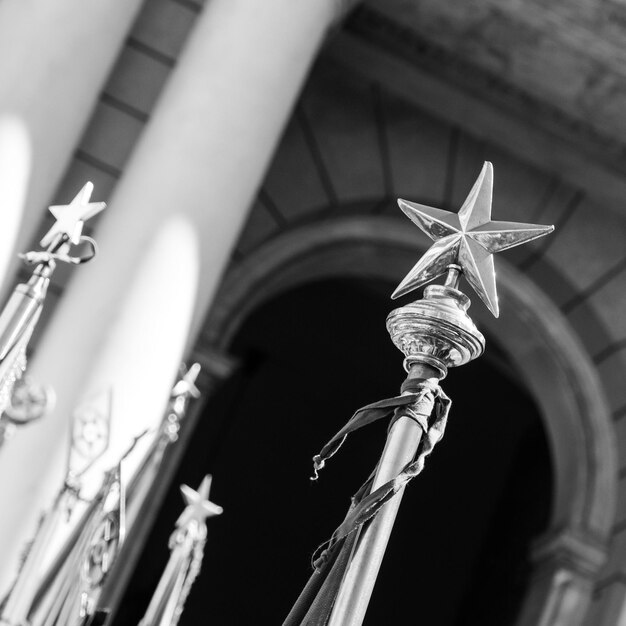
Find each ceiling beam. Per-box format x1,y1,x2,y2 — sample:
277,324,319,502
324,13,626,215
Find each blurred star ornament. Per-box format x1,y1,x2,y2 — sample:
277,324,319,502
177,475,222,527
122,363,203,528
0,182,105,447
170,362,201,428
94,364,205,618
40,182,105,248
139,475,222,626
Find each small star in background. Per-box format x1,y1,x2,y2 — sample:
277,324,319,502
41,181,106,248
171,362,201,401
176,475,223,528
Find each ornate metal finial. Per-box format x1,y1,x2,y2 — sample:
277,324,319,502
392,161,554,317
139,476,222,626
40,182,105,250
387,162,554,378
170,362,201,429
176,476,223,528
171,363,201,400
163,362,202,444
119,364,203,530
287,162,555,626
0,183,105,441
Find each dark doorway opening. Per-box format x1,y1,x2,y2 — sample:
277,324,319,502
116,277,552,625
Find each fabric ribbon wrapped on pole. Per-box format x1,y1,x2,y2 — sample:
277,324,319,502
283,161,555,626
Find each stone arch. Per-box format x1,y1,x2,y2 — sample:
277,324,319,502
203,213,617,625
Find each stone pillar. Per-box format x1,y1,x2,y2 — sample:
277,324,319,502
0,0,144,263
0,0,352,593
516,529,607,626
65,0,351,338
0,117,29,288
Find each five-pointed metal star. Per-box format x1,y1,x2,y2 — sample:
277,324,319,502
176,475,223,528
392,162,554,317
40,181,106,248
172,363,201,401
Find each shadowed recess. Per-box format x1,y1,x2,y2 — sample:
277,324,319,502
114,278,552,626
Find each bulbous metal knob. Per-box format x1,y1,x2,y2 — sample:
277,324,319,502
386,285,485,378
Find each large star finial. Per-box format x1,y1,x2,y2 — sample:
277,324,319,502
176,475,223,528
392,162,554,317
40,181,106,248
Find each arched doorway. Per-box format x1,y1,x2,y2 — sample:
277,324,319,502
114,214,616,625
116,276,552,625
201,215,616,625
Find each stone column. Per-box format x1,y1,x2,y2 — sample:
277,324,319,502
0,117,29,287
65,0,352,338
0,0,353,593
0,0,144,264
516,529,607,626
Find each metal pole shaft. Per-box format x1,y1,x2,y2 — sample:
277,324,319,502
327,364,440,626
